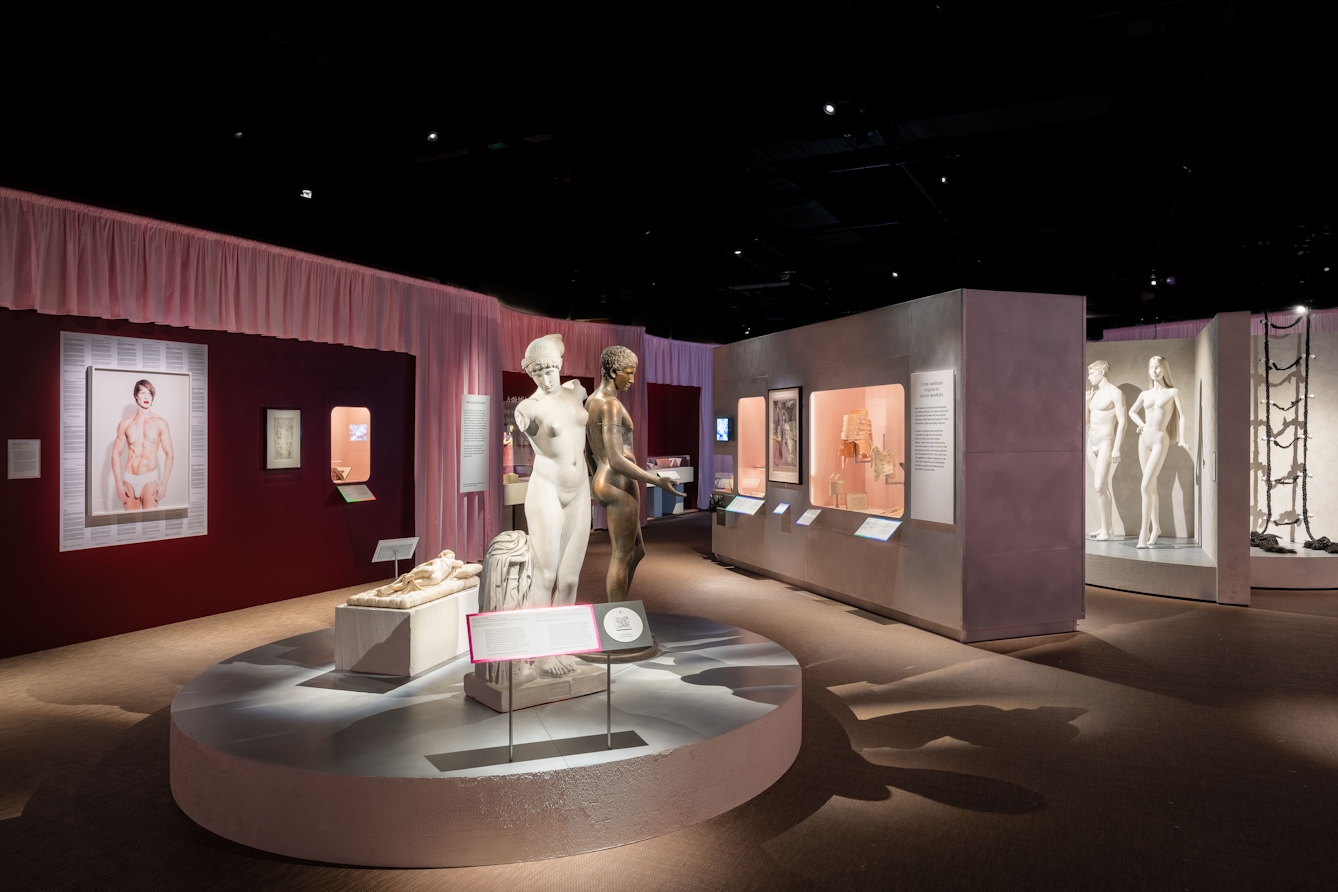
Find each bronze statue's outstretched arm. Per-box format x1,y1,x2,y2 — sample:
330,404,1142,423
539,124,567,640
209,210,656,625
595,401,685,496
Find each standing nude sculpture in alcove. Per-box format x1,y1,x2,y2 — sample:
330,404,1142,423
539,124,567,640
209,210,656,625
513,333,592,676
585,345,685,602
1086,360,1127,540
1128,355,1188,548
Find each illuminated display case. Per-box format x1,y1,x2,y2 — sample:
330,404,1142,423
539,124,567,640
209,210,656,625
736,396,766,496
809,384,904,517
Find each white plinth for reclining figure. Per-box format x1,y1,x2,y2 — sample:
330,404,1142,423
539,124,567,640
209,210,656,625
334,548,483,676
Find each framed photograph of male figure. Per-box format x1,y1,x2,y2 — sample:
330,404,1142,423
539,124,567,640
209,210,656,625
767,387,801,485
266,408,302,469
87,368,192,517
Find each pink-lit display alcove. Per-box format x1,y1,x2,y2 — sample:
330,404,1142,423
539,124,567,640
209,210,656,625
329,406,371,483
808,385,904,517
737,396,766,496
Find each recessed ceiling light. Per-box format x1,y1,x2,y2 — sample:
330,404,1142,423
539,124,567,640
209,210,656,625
892,272,899,278
233,131,243,138
734,250,742,255
823,103,836,115
940,176,947,183
427,132,438,142
300,189,312,199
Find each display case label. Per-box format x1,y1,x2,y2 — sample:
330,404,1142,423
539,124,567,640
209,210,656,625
772,502,790,515
854,516,902,541
725,496,765,515
795,508,821,526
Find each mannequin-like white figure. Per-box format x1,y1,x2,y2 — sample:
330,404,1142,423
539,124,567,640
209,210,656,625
1127,355,1188,548
1085,360,1127,540
513,334,591,677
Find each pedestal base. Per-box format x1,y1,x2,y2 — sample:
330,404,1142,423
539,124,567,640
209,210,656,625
170,614,801,867
463,661,607,712
334,584,479,676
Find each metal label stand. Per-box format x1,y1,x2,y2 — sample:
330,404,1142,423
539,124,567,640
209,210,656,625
606,652,612,749
507,660,514,761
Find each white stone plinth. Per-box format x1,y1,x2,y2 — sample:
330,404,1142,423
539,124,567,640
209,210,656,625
463,662,607,712
335,584,479,676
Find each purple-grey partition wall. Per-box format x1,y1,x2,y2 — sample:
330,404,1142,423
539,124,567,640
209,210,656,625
712,288,1086,643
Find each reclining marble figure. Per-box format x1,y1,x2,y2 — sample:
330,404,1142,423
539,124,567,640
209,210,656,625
346,549,482,610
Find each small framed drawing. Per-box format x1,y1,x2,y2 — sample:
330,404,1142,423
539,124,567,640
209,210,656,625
767,387,801,485
266,409,302,469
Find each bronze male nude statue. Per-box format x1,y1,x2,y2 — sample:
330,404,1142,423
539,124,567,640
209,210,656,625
585,345,685,602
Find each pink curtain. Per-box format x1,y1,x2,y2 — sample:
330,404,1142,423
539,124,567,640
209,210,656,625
0,186,499,559
0,187,714,555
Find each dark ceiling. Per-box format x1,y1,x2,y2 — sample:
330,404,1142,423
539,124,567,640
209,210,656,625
2,2,1333,343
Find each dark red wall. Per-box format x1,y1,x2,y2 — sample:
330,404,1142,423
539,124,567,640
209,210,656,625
0,308,415,658
646,383,701,507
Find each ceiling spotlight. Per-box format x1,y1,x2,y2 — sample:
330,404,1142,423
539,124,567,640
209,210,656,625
823,103,837,115
734,250,742,255
1326,267,1331,272
892,272,899,278
233,131,243,139
300,189,312,199
427,131,438,142
940,176,947,183
1296,305,1308,314
1151,278,1157,286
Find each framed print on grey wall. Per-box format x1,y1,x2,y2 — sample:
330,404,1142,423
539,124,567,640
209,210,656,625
767,387,801,484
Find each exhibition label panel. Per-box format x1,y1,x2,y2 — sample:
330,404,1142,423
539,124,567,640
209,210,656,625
910,370,955,525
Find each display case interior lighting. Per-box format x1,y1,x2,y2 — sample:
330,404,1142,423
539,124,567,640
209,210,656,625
809,384,905,518
737,396,766,497
330,406,371,484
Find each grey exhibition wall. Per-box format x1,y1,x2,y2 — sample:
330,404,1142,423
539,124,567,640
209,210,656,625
713,288,1086,643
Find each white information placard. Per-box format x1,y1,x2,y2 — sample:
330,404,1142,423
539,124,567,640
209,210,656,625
772,502,790,515
854,516,902,541
372,537,419,562
725,496,765,515
8,439,40,479
59,332,207,552
910,370,955,525
467,605,602,663
460,394,490,493
795,508,821,526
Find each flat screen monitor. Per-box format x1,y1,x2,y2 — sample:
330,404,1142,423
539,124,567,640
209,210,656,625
715,417,733,442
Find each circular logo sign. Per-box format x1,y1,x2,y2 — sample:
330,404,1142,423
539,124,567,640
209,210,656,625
603,607,644,644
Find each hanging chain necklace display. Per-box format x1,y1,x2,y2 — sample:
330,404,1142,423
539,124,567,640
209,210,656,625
1256,309,1332,553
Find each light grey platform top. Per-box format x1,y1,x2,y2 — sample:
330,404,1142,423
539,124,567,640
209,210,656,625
171,613,800,779
1085,537,1215,568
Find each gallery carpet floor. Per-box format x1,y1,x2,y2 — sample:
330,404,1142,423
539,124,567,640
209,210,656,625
3,513,1337,891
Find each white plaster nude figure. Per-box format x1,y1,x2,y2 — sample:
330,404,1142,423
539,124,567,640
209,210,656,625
1127,355,1188,548
112,379,174,511
1085,360,1127,540
513,334,592,677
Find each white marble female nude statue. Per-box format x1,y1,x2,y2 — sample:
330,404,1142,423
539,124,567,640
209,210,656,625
1086,360,1127,540
513,333,592,676
1127,355,1188,548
